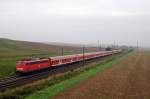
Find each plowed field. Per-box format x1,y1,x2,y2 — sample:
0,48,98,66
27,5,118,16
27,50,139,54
55,51,150,99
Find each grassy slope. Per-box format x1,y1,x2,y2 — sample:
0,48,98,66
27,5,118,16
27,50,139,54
27,54,129,99
0,38,82,78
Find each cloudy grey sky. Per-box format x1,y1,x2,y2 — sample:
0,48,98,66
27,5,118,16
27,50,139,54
0,0,150,47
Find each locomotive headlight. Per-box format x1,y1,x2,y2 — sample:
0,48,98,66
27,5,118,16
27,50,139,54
17,68,24,71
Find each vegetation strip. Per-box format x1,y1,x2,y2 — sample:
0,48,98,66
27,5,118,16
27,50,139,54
0,54,124,98
27,54,129,99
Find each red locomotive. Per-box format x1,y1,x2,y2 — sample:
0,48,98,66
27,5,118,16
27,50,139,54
16,50,121,73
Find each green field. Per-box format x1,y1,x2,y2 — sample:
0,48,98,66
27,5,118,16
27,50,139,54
0,38,82,78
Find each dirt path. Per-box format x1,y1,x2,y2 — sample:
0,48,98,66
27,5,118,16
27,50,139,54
55,51,150,99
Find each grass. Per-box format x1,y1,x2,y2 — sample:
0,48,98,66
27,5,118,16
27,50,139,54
0,43,60,78
0,38,95,78
0,53,128,99
26,53,129,99
0,52,59,78
0,38,82,78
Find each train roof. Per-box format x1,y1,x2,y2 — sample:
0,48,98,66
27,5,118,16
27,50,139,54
18,58,48,63
18,50,116,62
50,54,80,60
50,51,107,60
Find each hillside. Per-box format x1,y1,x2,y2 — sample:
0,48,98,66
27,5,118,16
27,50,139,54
0,38,97,78
0,38,82,57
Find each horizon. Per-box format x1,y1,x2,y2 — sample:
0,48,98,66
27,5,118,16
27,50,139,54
0,0,150,47
0,37,138,48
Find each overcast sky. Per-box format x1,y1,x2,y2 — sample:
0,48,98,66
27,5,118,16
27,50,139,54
0,0,150,47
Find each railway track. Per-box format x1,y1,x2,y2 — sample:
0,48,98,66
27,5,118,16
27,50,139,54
0,53,123,92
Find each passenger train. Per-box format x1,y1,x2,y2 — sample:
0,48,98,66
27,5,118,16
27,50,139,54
16,50,121,73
